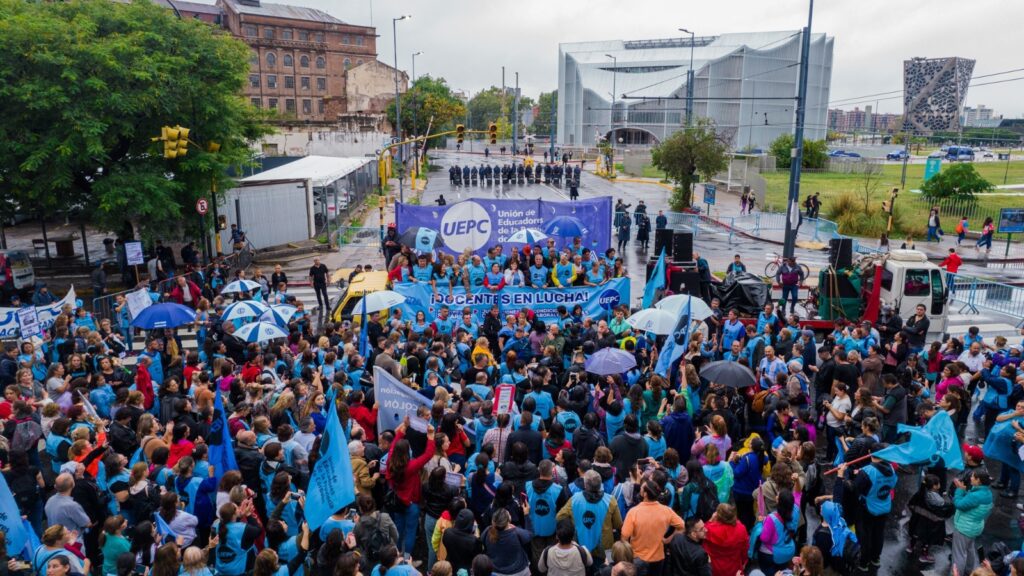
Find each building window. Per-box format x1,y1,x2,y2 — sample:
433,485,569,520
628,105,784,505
243,24,257,37
298,30,309,41
315,32,325,43
284,76,294,89
316,56,326,69
248,74,259,88
285,99,296,112
282,29,293,40
266,75,277,89
283,54,293,67
342,35,350,44
263,27,274,39
356,36,364,46
343,58,351,70
301,76,310,90
249,52,258,65
302,99,312,114
300,55,309,68
268,98,278,110
266,53,276,67
250,97,261,108
317,77,326,91
318,99,325,114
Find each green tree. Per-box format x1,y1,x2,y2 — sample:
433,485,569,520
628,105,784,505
0,0,271,240
650,119,730,209
387,75,466,138
466,87,504,132
770,134,829,170
534,91,557,137
921,163,993,202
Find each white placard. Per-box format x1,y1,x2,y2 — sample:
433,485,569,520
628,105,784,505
125,288,152,320
16,306,40,339
125,241,145,266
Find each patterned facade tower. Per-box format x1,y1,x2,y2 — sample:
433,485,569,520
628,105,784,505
903,57,975,133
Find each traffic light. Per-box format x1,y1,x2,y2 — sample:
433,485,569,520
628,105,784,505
160,125,190,159
488,122,497,145
455,124,465,145
218,215,227,230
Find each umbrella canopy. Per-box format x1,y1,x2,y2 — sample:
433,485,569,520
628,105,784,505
585,347,637,376
399,226,444,252
655,294,714,321
130,303,196,329
543,215,588,238
222,300,270,322
355,290,407,314
507,228,549,245
699,360,757,388
261,304,298,327
221,279,262,295
235,321,289,343
625,308,677,335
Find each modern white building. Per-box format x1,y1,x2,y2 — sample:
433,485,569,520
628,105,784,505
557,31,834,150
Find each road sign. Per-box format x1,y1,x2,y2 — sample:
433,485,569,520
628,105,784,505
998,208,1024,234
195,198,209,215
703,183,717,206
924,157,941,181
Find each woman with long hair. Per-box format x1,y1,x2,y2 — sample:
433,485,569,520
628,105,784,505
730,433,767,530
150,543,181,576
482,508,532,576
251,522,309,576
386,417,436,560
214,500,262,576
756,488,799,574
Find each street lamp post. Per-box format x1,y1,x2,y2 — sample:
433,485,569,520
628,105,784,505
782,0,814,260
411,50,422,137
678,28,695,126
392,14,411,202
605,54,617,141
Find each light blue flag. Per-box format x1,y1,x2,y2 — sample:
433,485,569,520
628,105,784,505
984,412,1023,472
154,512,178,541
833,436,846,467
373,366,434,435
0,473,28,559
305,387,356,530
918,410,963,470
358,295,369,359
655,297,691,376
642,249,667,309
21,519,39,559
873,428,936,466
208,388,238,480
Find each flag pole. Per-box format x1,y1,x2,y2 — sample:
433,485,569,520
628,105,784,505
823,452,874,475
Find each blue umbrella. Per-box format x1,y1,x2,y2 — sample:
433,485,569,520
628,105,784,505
130,303,196,329
507,228,549,245
543,215,588,238
585,347,637,376
221,279,262,295
222,300,269,322
235,321,289,343
260,304,298,327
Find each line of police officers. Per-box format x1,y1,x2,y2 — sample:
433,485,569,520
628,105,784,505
448,163,581,189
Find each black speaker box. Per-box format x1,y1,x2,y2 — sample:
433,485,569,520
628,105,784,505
672,231,693,263
654,228,674,257
669,268,702,297
829,237,854,269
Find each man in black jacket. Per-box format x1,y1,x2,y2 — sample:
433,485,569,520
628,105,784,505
506,411,544,465
71,464,108,573
571,412,605,462
901,304,930,352
875,305,903,346
667,518,712,576
608,415,648,483
109,410,139,456
0,344,18,386
233,431,265,497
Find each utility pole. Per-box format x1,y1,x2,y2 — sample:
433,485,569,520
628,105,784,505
411,51,421,141
549,92,557,160
513,72,519,155
392,15,410,202
606,54,617,141
782,0,814,260
679,28,696,126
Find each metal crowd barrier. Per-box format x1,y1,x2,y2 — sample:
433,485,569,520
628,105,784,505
948,272,1024,325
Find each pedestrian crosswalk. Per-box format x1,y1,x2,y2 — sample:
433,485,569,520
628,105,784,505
120,284,341,365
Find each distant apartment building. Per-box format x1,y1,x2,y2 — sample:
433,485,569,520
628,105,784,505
963,105,999,127
827,106,901,133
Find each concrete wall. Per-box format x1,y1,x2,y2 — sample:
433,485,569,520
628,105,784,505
259,127,390,158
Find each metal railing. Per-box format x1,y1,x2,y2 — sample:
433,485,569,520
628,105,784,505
948,272,1024,324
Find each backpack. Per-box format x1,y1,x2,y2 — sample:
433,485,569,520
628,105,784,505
695,480,720,521
839,535,862,575
956,221,965,234
542,543,589,572
752,389,772,414
11,419,42,453
361,513,394,566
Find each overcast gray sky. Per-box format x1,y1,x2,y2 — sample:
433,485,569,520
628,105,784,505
261,0,1023,116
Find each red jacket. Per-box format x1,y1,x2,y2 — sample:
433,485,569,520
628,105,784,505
349,402,378,442
385,428,435,507
240,362,262,384
703,520,749,576
168,280,203,308
136,364,154,409
941,253,963,274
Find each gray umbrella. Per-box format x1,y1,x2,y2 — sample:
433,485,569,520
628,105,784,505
699,360,757,388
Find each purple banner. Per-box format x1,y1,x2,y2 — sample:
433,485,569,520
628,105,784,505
395,196,612,256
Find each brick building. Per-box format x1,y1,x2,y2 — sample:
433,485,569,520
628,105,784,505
216,0,405,122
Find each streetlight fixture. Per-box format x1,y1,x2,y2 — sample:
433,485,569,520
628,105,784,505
678,28,695,126
605,54,617,139
411,50,422,82
392,14,411,202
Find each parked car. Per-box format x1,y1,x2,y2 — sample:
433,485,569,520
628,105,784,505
945,146,975,162
886,150,909,161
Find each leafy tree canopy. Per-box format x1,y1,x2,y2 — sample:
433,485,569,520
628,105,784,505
533,91,557,136
921,163,993,202
769,134,828,170
0,0,271,240
651,119,730,208
386,75,466,138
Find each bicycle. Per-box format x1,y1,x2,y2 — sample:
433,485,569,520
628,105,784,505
764,252,810,280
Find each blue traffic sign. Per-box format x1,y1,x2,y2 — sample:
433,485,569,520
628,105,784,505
703,183,716,206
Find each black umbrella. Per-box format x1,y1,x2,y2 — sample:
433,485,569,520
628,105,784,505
699,360,757,388
398,226,444,253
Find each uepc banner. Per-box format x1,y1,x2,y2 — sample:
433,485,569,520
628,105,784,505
392,278,629,323
374,366,433,434
395,197,613,256
0,286,76,339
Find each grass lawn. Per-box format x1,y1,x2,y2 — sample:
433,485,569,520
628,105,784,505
641,165,667,179
761,160,1024,234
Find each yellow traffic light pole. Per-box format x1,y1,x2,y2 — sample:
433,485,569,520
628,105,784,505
152,125,223,259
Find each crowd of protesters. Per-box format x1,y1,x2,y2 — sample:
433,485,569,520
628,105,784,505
1,220,1024,576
